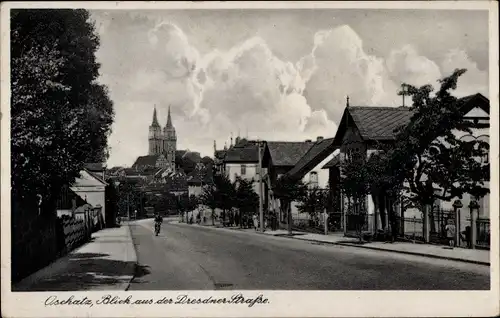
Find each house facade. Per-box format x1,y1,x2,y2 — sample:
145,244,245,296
69,168,108,227
223,138,265,200
321,93,490,241
282,137,338,227
261,140,317,223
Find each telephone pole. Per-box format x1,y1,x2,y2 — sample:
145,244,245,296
258,140,264,232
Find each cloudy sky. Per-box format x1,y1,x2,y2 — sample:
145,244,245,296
89,9,489,167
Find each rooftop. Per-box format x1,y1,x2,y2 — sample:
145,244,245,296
321,154,340,169
266,141,314,167
285,138,336,180
347,106,414,141
224,139,261,163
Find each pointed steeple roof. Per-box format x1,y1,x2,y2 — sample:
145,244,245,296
166,105,173,128
151,105,160,127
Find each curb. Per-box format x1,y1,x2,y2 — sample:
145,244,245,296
172,222,490,266
288,236,490,266
124,222,139,291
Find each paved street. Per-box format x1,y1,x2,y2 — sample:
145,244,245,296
128,220,490,290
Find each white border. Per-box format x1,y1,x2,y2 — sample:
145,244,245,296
1,2,499,317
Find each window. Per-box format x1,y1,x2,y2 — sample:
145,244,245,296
241,165,247,175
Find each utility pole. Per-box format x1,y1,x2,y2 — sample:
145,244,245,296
258,140,264,232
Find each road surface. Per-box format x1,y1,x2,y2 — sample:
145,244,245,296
127,220,489,290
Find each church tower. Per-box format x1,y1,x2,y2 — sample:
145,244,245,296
148,106,164,155
163,105,177,171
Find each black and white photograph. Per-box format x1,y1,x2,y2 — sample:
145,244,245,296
1,1,498,317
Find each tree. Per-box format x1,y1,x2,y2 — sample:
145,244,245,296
11,9,114,210
296,187,328,224
233,177,259,228
176,195,198,223
199,184,218,225
272,176,307,235
366,147,404,235
339,157,371,241
213,174,236,225
378,69,489,241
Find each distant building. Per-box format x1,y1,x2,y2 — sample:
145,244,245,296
132,106,201,174
69,168,108,227
223,138,264,197
148,105,177,170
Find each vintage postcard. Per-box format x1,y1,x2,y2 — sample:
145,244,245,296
1,1,499,317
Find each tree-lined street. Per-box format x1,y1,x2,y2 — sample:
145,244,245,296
127,220,489,290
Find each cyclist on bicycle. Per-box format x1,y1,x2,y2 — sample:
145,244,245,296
154,213,163,234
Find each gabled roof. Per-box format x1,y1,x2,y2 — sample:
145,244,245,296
83,168,108,185
123,168,140,176
321,154,340,169
285,138,336,180
338,93,490,144
187,164,212,185
214,150,227,160
458,93,489,115
265,141,314,167
347,106,414,141
133,155,159,167
85,162,105,172
107,166,124,174
177,150,201,163
224,140,261,163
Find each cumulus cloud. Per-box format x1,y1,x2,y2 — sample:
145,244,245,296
94,14,488,167
189,35,337,144
440,49,489,97
301,25,399,123
386,45,442,88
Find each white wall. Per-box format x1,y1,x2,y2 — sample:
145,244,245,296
57,209,72,217
71,170,106,225
226,163,267,199
300,149,340,189
188,185,203,197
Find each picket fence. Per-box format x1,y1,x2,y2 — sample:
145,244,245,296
61,218,88,251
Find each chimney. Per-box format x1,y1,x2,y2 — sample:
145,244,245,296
316,136,324,142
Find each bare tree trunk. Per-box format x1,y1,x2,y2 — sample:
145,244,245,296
379,194,387,231
423,203,430,243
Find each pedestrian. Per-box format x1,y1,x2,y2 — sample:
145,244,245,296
252,214,258,231
390,217,397,243
445,219,456,248
463,225,472,248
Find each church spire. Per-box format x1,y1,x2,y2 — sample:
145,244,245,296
152,105,160,127
166,105,173,128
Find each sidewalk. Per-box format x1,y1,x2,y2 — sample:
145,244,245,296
289,233,490,266
13,224,137,292
172,221,490,266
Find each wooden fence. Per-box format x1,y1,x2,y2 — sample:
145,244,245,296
60,217,88,252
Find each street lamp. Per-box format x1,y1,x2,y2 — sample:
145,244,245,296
452,199,463,247
469,200,480,249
